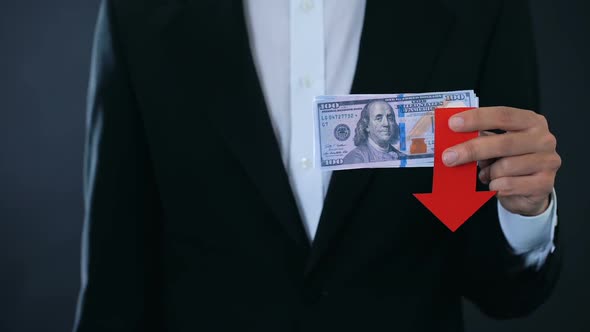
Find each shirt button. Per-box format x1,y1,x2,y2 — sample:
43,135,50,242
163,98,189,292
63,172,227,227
300,0,314,12
299,75,313,89
301,157,312,169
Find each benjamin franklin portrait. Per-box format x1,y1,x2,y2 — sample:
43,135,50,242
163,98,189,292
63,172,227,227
342,100,405,165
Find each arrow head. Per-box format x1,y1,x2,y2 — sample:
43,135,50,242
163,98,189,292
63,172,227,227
413,191,496,232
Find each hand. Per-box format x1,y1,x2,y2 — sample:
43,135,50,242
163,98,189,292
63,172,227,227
441,107,561,216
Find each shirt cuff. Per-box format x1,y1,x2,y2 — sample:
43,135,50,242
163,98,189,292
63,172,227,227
497,189,558,269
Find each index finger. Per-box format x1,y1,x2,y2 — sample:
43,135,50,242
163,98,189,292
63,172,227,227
448,107,539,132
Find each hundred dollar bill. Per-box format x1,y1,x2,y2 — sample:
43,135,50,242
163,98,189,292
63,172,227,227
314,90,479,171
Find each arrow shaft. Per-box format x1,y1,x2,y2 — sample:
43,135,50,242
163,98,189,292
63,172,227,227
432,108,478,193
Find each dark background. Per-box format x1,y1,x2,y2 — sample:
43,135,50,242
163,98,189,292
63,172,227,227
0,1,588,331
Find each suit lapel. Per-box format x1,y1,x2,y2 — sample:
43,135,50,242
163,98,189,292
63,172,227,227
224,1,311,250
157,0,310,250
305,0,455,275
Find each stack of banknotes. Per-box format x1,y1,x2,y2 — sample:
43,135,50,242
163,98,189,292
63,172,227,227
314,90,479,171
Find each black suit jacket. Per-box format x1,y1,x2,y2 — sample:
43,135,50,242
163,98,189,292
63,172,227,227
74,0,562,331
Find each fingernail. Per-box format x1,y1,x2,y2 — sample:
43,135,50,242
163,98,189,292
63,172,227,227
449,116,464,130
479,169,488,184
443,150,458,165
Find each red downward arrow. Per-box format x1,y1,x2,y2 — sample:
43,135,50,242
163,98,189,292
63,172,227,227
413,107,496,232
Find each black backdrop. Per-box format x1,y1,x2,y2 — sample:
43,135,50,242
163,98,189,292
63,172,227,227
0,1,588,331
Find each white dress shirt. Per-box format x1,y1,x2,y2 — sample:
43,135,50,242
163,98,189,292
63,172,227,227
243,0,557,268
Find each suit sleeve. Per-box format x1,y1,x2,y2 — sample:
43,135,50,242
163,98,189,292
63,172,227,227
73,1,162,331
455,0,563,319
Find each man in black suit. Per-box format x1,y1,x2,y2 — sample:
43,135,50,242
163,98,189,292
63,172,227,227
73,1,562,331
